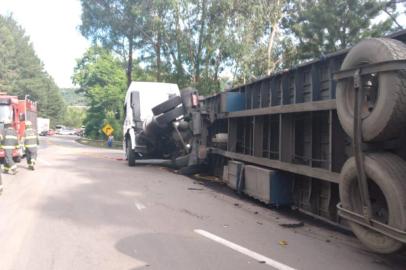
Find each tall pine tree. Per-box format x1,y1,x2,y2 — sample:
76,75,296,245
0,15,65,125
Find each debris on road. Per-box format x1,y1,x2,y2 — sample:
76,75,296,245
279,221,305,228
193,174,221,182
279,240,288,246
188,187,204,191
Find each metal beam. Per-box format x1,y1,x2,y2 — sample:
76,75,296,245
216,100,336,119
209,148,340,183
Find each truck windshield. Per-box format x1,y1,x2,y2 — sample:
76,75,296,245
0,105,12,123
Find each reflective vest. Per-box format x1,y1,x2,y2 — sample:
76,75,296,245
2,127,18,150
23,128,39,149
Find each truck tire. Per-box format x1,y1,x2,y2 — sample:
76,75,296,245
152,96,182,116
156,106,184,127
339,153,406,253
126,139,136,167
336,38,406,141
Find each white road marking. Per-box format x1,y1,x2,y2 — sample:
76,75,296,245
194,229,297,270
135,202,146,211
37,158,51,166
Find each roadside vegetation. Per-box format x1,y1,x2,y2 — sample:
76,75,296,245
0,15,65,125
72,47,127,140
78,0,401,93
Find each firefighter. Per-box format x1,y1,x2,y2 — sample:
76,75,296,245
2,120,18,174
23,121,39,170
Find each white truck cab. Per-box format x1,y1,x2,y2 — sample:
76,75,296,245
123,82,181,164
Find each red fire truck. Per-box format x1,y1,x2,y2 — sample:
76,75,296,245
0,93,37,162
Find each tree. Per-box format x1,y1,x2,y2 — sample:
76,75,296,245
282,0,397,61
62,107,87,128
257,0,287,75
161,0,242,92
78,0,292,93
78,0,402,95
60,88,89,106
0,15,65,124
72,46,127,140
80,0,139,87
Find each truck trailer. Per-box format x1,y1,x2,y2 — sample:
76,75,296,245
37,117,50,134
123,30,406,254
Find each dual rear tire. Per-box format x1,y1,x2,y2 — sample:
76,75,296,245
337,38,406,253
339,153,406,253
336,38,406,142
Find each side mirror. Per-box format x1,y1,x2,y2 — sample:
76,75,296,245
19,113,25,121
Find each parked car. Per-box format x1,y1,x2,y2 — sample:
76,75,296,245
58,129,71,135
47,129,55,136
74,129,84,137
39,130,48,136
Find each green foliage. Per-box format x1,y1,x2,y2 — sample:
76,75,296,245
80,0,140,86
60,88,88,106
282,0,396,61
73,46,126,140
61,106,87,128
79,0,401,94
0,15,65,125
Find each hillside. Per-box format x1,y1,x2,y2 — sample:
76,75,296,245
60,88,88,107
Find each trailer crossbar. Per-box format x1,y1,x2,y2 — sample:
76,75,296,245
334,60,406,81
337,203,406,243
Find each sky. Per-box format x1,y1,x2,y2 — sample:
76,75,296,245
0,0,90,88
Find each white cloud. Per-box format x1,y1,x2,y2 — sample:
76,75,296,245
0,0,90,88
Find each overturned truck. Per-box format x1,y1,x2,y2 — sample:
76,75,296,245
123,82,205,171
123,30,406,254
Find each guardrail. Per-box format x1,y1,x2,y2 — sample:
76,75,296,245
76,138,123,149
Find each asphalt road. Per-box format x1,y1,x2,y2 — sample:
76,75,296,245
0,136,404,270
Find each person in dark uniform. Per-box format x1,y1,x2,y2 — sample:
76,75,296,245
23,121,39,170
2,120,18,174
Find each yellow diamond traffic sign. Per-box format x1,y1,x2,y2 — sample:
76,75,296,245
102,124,114,136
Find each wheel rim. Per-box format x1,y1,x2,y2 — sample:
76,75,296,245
345,73,379,120
349,178,389,224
